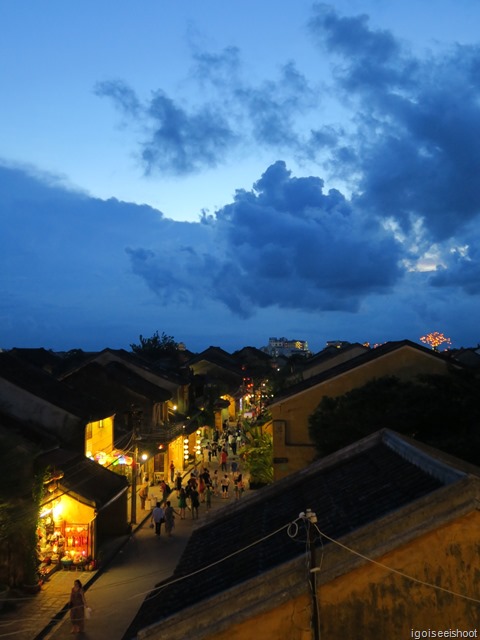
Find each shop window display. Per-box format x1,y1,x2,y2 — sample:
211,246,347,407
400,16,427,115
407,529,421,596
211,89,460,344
37,519,91,574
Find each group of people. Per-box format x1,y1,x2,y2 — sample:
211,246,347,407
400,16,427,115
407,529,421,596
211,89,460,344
70,428,248,633
149,450,247,535
151,500,178,536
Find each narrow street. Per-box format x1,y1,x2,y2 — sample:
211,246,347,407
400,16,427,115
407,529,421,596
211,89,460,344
0,456,249,640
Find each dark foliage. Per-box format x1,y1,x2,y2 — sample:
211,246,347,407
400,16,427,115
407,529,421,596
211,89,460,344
130,331,178,361
308,370,480,464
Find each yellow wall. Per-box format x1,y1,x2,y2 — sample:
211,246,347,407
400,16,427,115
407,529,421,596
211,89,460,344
271,346,451,479
85,415,114,459
206,511,480,640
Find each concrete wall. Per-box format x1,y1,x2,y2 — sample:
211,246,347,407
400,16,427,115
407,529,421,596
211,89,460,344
202,512,480,640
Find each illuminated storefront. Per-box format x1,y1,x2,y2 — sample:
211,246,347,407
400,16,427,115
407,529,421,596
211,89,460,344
36,450,129,576
37,492,95,574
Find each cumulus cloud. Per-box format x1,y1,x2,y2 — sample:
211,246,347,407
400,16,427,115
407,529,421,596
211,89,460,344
309,4,480,245
125,161,404,317
1,157,478,351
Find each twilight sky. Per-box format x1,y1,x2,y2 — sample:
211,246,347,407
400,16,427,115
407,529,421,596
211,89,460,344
2,0,480,354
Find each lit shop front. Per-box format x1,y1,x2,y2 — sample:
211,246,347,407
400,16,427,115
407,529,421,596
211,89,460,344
36,451,130,577
37,491,95,574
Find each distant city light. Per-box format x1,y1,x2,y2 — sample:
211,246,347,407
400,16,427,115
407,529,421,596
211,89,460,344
420,331,452,351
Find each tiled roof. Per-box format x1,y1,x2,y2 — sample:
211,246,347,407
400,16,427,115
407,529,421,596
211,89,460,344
0,352,112,422
187,346,242,373
124,430,465,637
270,340,455,405
36,448,129,510
63,361,172,406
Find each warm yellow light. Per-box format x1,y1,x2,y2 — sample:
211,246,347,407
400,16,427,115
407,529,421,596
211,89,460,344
141,453,148,461
52,502,63,519
420,331,452,351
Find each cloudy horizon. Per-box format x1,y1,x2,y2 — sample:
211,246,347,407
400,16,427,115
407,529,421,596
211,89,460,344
1,2,480,353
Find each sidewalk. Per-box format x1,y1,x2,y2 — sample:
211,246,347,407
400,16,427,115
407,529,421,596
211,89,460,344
0,456,249,640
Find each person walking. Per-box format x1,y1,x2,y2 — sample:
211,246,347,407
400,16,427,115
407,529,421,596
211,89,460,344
221,474,230,499
69,578,87,634
220,448,228,472
139,484,149,510
163,500,178,537
190,488,200,519
151,502,165,536
212,470,219,496
178,487,187,519
175,471,182,496
170,461,175,483
205,484,213,510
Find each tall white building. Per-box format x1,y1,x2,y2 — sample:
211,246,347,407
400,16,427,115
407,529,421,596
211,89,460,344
264,337,310,358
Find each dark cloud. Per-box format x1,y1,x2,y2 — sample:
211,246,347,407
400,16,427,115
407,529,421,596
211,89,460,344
429,236,480,295
1,161,479,351
95,81,236,175
95,47,317,175
141,91,236,175
309,4,480,244
122,161,404,317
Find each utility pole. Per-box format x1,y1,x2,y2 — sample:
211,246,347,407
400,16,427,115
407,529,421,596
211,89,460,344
129,406,143,525
304,508,320,640
131,429,138,525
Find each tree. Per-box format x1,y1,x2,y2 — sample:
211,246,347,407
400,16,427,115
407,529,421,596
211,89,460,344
0,430,45,587
130,331,178,362
239,422,273,487
308,370,480,464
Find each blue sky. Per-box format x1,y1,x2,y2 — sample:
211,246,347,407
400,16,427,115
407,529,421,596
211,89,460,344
2,1,480,353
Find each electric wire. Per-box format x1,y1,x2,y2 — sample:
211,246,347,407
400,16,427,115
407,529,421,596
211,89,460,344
2,513,480,638
312,523,480,605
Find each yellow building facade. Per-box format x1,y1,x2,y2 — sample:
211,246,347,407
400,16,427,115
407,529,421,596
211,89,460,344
271,342,456,480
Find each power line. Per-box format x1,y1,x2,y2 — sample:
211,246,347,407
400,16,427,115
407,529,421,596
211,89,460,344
312,523,480,605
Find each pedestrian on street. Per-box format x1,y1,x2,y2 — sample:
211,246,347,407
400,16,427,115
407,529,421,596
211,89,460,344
175,471,182,495
221,474,230,499
220,448,228,471
178,487,187,519
190,488,200,519
151,502,165,536
164,500,179,536
170,461,175,483
139,484,149,510
212,470,219,496
205,485,212,510
69,578,87,634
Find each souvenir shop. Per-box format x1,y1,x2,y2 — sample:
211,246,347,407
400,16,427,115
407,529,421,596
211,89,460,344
37,475,96,575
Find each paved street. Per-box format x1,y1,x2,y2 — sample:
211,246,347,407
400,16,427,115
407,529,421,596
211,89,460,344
0,458,249,640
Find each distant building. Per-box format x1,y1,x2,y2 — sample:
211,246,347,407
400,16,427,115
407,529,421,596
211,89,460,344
263,337,310,358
